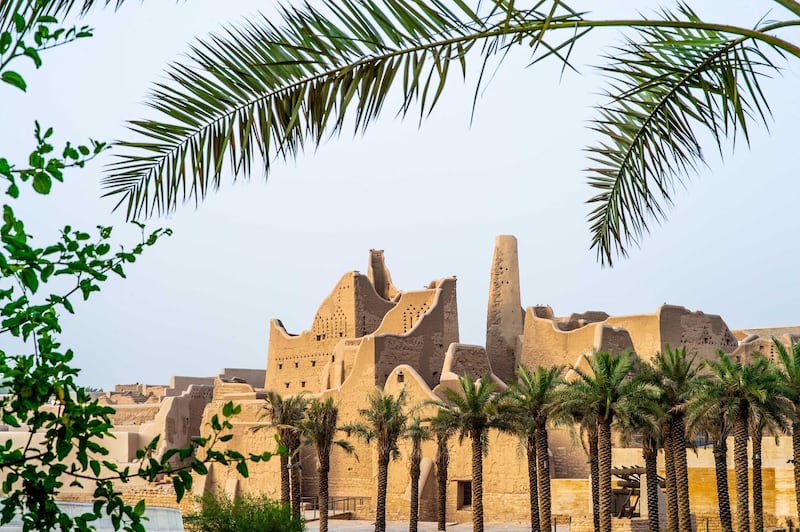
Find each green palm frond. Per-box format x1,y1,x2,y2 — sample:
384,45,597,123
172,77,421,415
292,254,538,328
507,365,565,433
344,387,408,461
586,3,781,265
774,338,800,403
702,350,793,435
102,0,585,218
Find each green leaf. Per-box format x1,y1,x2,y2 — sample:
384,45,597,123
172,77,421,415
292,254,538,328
12,13,25,33
20,269,39,293
133,499,145,517
1,71,27,92
33,172,52,194
235,460,249,478
173,477,185,502
2,412,20,427
24,47,42,68
0,32,11,54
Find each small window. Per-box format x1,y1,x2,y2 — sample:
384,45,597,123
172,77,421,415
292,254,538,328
311,361,316,367
301,381,306,388
316,335,321,341
284,382,290,389
332,355,335,362
278,363,283,370
457,481,472,509
294,362,299,368
397,372,404,383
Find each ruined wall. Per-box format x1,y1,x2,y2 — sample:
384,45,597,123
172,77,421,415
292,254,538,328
265,271,395,394
606,305,737,363
194,390,282,501
519,306,635,371
373,278,459,388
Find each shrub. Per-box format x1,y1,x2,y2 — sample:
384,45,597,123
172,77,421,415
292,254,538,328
185,493,304,532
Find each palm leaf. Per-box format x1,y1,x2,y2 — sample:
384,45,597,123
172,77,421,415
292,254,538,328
586,3,781,265
103,0,585,218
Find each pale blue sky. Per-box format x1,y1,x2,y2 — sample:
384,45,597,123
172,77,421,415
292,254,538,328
3,1,798,389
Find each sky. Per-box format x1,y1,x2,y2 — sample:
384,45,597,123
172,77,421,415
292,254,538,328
3,0,799,389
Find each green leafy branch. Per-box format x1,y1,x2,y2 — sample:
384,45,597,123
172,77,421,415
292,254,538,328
0,11,92,92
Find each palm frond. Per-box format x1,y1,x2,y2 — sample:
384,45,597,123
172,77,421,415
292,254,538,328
586,3,780,265
102,0,584,219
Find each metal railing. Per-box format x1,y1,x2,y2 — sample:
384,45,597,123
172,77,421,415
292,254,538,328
300,496,370,520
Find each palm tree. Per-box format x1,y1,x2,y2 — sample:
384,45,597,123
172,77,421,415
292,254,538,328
649,346,703,532
507,365,565,532
429,409,456,532
106,0,800,265
704,352,791,532
773,339,800,521
617,362,664,532
553,393,601,531
296,397,356,532
406,417,430,532
560,351,660,532
686,385,735,532
262,391,308,517
750,377,792,532
343,388,408,532
431,374,507,532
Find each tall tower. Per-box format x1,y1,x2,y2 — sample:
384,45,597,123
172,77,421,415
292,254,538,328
485,235,523,382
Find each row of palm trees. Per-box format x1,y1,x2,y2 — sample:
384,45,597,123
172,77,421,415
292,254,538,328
261,339,800,532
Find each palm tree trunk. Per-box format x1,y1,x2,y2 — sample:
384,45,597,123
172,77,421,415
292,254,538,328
589,427,600,532
734,409,750,532
319,458,330,532
752,428,764,532
280,451,290,506
673,415,693,532
536,424,552,532
410,440,421,532
290,454,302,520
376,455,390,532
599,419,613,532
527,433,541,532
436,434,449,531
664,419,679,532
793,418,800,529
713,438,734,532
471,428,485,532
643,435,660,532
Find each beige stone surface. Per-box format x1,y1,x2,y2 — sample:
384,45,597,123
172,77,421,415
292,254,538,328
485,235,524,383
